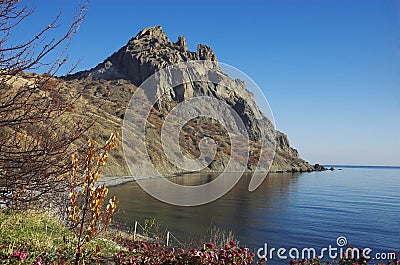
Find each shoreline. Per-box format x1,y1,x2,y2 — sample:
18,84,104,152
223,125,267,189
98,169,327,188
97,176,143,187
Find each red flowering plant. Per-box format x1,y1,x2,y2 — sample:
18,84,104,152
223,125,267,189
7,251,28,261
5,250,44,265
113,240,255,265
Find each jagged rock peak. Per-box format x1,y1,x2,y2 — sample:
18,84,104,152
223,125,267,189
125,25,216,62
135,26,168,42
67,26,220,86
198,44,217,61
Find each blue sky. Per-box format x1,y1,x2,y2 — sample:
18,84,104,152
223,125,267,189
16,0,400,166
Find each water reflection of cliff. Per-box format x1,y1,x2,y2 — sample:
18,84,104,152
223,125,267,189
108,172,303,243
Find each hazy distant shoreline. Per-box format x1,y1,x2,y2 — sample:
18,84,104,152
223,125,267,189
323,165,400,169
97,176,140,187
98,165,400,188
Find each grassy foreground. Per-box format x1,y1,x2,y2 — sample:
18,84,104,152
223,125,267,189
0,210,258,264
0,210,121,264
0,209,256,264
1,210,399,265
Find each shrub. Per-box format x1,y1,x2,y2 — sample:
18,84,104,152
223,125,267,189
68,132,119,265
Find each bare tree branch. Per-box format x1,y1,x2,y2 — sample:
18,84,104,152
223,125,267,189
0,0,92,209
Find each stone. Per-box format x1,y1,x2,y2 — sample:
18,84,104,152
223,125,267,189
176,35,187,51
314,164,327,171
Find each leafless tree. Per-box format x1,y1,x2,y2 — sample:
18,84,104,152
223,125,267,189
0,0,92,209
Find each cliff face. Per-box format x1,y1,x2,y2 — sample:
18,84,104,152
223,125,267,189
67,26,314,175
272,132,314,172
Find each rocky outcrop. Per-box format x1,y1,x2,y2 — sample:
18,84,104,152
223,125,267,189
269,132,315,172
276,131,300,158
313,164,326,171
313,164,334,171
67,26,314,174
68,26,218,87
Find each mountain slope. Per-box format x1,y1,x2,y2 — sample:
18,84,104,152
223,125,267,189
66,26,315,176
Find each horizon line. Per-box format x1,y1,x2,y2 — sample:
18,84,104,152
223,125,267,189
322,164,400,169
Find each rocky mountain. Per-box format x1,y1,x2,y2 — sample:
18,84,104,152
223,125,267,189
66,26,315,176
69,26,217,86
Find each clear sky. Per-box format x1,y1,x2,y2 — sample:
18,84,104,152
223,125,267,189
15,0,400,166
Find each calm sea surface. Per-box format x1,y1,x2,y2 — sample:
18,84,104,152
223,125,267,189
109,166,399,262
